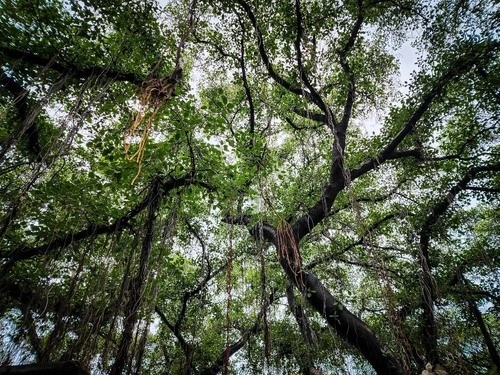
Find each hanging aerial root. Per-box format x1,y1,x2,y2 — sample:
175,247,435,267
277,220,304,288
124,68,183,185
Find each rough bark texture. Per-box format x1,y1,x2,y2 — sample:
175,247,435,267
0,361,89,375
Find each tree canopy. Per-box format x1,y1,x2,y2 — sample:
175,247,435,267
0,0,499,374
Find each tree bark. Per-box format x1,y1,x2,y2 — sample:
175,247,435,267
275,229,403,375
458,273,500,370
0,361,89,375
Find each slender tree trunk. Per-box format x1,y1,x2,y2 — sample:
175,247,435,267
110,179,162,375
459,273,500,370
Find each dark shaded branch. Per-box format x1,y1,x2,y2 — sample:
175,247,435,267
286,283,316,370
223,215,277,245
110,177,162,375
193,34,238,60
293,0,333,122
173,0,198,70
350,43,499,181
337,6,364,130
156,223,229,369
299,270,403,374
418,163,500,365
0,45,143,85
457,272,500,369
199,291,277,375
387,149,424,160
292,126,348,240
292,107,326,123
155,305,191,360
235,0,306,98
237,16,256,138
0,361,89,375
420,164,500,252
270,224,403,373
285,117,322,131
449,280,500,307
1,176,209,263
338,2,364,58
426,126,497,162
175,260,229,333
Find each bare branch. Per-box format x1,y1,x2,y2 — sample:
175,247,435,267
199,291,277,375
236,0,306,98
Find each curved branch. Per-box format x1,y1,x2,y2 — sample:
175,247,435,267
0,45,143,85
223,215,277,245
237,16,256,138
292,107,326,123
293,0,334,124
418,163,500,365
235,0,306,98
456,272,500,369
300,270,403,374
0,176,210,263
199,291,277,375
350,43,499,181
338,6,364,130
155,305,191,359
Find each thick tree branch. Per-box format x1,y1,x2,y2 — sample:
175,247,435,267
299,270,403,374
0,361,89,375
285,117,323,131
223,215,278,245
456,272,500,370
0,176,209,263
292,106,326,123
0,45,144,85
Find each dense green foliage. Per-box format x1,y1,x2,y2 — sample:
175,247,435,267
0,0,498,374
